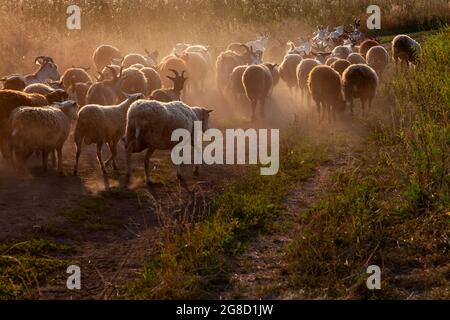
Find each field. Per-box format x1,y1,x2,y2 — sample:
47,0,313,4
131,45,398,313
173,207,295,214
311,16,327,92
0,0,449,300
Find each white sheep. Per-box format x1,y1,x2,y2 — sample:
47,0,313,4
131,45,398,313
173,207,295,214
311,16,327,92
366,45,389,80
124,100,212,185
391,34,421,70
342,64,379,115
10,100,78,172
73,92,144,175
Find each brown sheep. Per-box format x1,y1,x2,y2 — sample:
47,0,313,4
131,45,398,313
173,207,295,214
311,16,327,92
330,59,351,75
308,65,345,122
0,90,49,159
342,64,379,115
359,39,379,57
242,64,275,121
93,45,122,72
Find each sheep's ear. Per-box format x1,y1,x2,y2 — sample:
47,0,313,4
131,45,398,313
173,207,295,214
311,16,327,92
167,76,175,81
205,109,213,114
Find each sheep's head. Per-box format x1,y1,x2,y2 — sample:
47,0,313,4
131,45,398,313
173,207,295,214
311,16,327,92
56,100,79,121
192,107,213,131
35,56,60,81
45,89,68,103
167,69,188,93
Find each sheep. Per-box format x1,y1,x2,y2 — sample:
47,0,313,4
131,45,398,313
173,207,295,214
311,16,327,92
342,64,379,116
124,100,212,185
366,45,390,80
180,51,208,92
347,52,366,65
279,53,302,96
119,67,148,97
308,65,345,122
325,57,339,66
120,50,159,68
24,83,68,103
242,64,275,121
359,39,379,57
230,65,247,102
330,59,351,75
60,67,92,89
392,34,422,70
86,66,125,105
93,44,123,72
140,67,162,95
0,90,50,159
0,75,27,91
150,69,187,102
9,100,78,172
73,92,144,175
157,55,187,88
296,58,321,108
184,45,213,68
332,45,353,59
216,44,260,94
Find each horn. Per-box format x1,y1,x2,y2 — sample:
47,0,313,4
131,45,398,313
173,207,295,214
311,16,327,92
35,56,46,65
168,69,180,77
95,71,104,82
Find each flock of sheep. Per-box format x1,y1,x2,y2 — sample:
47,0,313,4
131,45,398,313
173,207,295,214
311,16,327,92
0,27,422,185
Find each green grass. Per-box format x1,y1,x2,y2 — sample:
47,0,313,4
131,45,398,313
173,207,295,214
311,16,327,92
0,239,75,299
126,137,327,299
286,27,449,299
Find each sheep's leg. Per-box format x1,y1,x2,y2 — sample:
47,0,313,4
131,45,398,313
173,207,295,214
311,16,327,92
361,99,366,117
144,148,154,186
73,138,82,176
125,151,132,184
250,100,257,121
96,143,107,174
105,141,119,171
349,99,354,117
316,102,322,122
50,150,56,168
57,147,63,174
42,150,49,172
260,98,266,118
